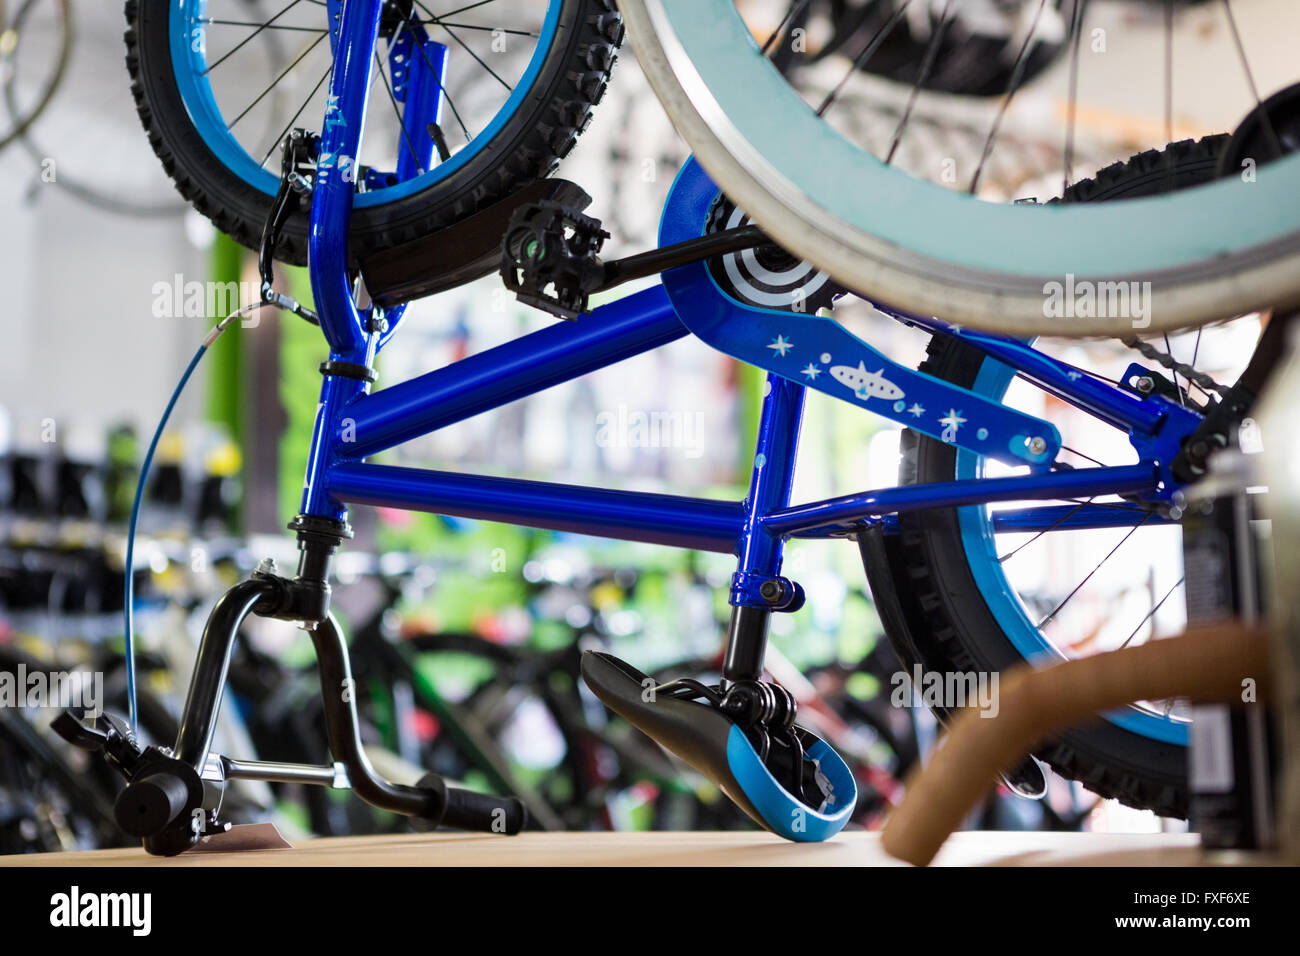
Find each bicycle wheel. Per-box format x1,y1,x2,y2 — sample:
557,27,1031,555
125,0,623,264
623,0,1300,336
6,0,186,216
781,0,1073,96
0,0,72,154
859,137,1265,816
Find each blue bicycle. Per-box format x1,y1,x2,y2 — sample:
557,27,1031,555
54,0,1297,853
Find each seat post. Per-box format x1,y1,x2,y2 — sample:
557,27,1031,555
723,372,806,686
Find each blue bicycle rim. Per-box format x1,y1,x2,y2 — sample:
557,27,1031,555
170,0,562,209
956,355,1188,747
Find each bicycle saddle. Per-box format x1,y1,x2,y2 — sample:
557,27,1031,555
581,651,856,841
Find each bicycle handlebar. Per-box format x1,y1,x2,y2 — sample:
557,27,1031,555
417,772,528,835
115,771,191,838
441,787,529,835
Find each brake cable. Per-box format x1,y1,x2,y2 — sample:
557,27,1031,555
122,132,328,732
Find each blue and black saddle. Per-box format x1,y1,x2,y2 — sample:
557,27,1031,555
581,651,857,842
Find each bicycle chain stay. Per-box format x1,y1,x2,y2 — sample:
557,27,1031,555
659,159,1061,470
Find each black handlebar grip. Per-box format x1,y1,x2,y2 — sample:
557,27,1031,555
115,772,190,837
440,787,529,835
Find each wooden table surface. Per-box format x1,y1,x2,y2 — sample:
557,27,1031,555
0,830,1270,867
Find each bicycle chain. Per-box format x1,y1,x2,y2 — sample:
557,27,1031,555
1119,335,1228,398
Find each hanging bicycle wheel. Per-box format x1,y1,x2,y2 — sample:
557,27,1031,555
125,0,623,264
623,0,1300,336
860,137,1275,815
5,0,187,216
0,0,72,155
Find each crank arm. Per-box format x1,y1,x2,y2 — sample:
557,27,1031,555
659,160,1060,469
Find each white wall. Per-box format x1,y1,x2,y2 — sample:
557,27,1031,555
0,150,209,459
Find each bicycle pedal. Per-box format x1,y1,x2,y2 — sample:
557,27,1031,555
501,200,609,320
581,651,856,841
999,754,1049,800
359,178,593,307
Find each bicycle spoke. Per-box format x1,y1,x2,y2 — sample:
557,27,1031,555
1060,445,1108,468
760,0,812,57
375,50,427,176
200,19,327,33
415,1,512,93
1060,498,1151,515
400,16,473,144
1220,0,1284,159
1164,332,1186,406
413,22,535,37
969,0,1050,194
1062,0,1088,193
259,63,334,167
1119,575,1184,649
201,0,304,75
816,0,914,118
1036,512,1152,629
998,498,1092,563
227,30,328,132
1179,324,1212,404
885,0,956,166
994,496,1152,564
419,0,500,23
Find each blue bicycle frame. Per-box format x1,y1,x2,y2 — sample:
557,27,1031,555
96,0,1218,854
303,0,1192,613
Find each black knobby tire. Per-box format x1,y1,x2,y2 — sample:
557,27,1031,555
861,136,1230,818
123,0,622,265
